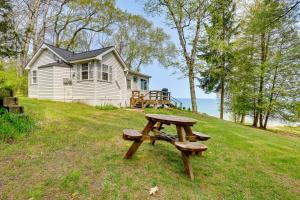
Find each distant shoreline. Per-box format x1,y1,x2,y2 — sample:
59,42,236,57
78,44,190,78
177,98,298,127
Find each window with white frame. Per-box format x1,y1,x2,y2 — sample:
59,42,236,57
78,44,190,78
140,79,148,90
81,63,89,80
32,70,37,84
98,64,112,82
127,79,131,89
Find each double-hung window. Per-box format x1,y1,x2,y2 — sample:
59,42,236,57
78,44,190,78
98,64,112,82
32,70,37,84
81,63,89,80
140,79,148,90
127,79,131,89
77,62,93,81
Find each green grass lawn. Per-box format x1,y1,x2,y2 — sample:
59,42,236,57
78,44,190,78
0,98,300,200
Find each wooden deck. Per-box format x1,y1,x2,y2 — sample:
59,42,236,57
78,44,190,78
130,90,183,109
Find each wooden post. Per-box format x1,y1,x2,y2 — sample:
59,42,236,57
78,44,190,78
176,125,187,142
124,121,156,159
183,126,193,137
177,125,194,180
181,151,194,180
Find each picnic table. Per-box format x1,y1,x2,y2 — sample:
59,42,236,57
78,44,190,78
123,114,211,180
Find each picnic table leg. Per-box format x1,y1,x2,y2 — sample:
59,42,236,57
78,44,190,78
181,151,194,180
151,122,163,145
124,140,143,159
177,125,194,180
176,125,187,142
184,126,204,156
124,121,156,159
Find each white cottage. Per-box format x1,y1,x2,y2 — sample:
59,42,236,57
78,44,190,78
25,43,151,107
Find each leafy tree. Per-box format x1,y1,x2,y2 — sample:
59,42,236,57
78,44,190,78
226,0,300,128
102,13,178,71
197,0,238,119
144,0,209,112
50,0,119,51
0,0,19,58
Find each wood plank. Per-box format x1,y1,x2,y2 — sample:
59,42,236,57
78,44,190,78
150,133,178,145
181,151,194,180
192,131,211,141
124,140,143,159
124,120,156,159
176,125,187,142
141,120,156,135
123,129,142,141
175,142,207,152
146,114,197,126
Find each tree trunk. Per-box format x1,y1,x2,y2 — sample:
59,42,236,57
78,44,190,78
259,113,264,128
220,76,225,119
258,31,268,128
263,63,279,129
34,0,51,53
188,66,198,112
240,114,245,124
19,0,41,76
253,113,258,127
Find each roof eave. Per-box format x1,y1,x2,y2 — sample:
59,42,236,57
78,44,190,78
128,71,151,78
69,57,100,64
25,43,69,69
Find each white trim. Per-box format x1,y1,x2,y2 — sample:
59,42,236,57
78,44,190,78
25,44,68,69
69,57,100,64
25,45,130,73
96,48,128,70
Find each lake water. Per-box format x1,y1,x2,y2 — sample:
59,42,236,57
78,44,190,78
177,98,294,127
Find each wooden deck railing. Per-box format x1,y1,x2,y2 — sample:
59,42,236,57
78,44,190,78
130,90,182,109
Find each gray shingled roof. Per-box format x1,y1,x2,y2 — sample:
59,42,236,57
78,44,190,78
45,43,114,62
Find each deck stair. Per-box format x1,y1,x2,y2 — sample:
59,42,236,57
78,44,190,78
0,89,24,114
130,90,183,109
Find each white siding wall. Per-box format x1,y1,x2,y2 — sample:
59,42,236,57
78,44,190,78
126,73,150,102
95,52,127,106
28,49,57,98
28,48,150,107
53,66,72,101
38,67,53,99
72,61,95,105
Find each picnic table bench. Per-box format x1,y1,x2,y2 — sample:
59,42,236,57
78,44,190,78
122,114,211,180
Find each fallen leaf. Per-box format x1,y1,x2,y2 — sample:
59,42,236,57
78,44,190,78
149,186,158,195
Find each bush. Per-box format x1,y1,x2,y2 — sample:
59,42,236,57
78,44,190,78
0,108,36,143
95,104,118,110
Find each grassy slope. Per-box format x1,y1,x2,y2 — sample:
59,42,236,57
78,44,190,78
0,98,299,200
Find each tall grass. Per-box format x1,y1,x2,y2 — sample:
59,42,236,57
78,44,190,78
0,108,36,143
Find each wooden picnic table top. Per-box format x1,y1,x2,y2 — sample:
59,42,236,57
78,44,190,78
145,114,197,126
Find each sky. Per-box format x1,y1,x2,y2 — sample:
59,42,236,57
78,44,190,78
116,0,217,99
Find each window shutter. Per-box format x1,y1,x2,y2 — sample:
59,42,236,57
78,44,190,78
30,70,32,84
77,65,81,80
109,66,112,82
89,62,93,80
98,63,102,80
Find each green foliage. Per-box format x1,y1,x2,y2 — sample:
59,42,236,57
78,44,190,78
52,0,119,51
196,0,300,127
198,0,238,92
104,13,178,71
0,60,27,95
0,0,19,57
60,171,88,195
95,104,118,110
0,108,36,143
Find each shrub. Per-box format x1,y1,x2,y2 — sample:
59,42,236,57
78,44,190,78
95,104,118,110
0,108,36,143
